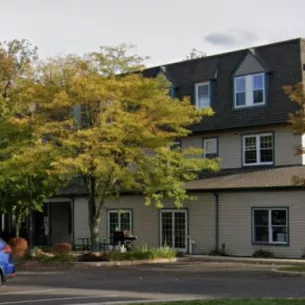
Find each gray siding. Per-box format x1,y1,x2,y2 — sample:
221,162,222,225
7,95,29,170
219,191,305,258
182,125,302,169
234,52,265,76
73,194,216,254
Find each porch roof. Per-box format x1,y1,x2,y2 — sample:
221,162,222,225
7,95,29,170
184,165,305,191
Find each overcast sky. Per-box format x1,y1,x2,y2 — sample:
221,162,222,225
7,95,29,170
1,0,304,67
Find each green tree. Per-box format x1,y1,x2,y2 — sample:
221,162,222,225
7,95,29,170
13,44,219,251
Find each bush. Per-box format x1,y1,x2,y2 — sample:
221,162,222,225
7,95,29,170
9,237,28,258
52,243,72,255
252,249,275,258
209,243,228,256
106,246,178,261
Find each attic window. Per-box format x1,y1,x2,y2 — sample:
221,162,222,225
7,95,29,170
234,73,265,108
195,82,210,109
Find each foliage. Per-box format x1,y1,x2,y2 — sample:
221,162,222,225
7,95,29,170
185,48,206,60
284,82,305,185
209,243,228,256
252,249,275,258
0,39,66,235
0,42,219,251
9,237,28,258
107,246,178,261
52,243,72,255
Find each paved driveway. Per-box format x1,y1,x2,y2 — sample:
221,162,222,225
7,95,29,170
1,262,305,305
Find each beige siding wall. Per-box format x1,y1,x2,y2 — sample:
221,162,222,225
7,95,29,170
182,125,302,169
73,194,216,254
219,191,305,258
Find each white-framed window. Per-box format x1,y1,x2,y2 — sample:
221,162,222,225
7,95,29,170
108,210,132,240
203,138,218,158
160,209,188,252
195,82,210,109
234,73,265,108
252,208,288,244
243,133,273,166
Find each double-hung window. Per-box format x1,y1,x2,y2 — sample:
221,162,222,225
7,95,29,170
195,82,210,109
252,208,288,244
203,138,218,158
243,133,273,166
234,73,265,108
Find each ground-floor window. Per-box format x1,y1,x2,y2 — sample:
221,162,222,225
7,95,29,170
108,210,132,240
252,207,288,245
160,209,187,252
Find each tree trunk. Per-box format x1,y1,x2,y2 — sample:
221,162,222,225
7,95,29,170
15,208,22,238
89,214,100,252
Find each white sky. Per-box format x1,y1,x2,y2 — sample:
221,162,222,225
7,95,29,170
1,0,304,67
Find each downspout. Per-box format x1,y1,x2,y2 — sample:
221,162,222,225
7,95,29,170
213,192,219,250
69,197,75,248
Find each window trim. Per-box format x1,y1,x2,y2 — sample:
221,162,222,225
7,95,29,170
203,137,218,158
195,81,210,109
252,207,289,246
107,209,133,239
242,133,273,166
234,73,265,109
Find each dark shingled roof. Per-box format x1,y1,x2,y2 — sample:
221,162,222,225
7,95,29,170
185,165,305,191
143,38,304,133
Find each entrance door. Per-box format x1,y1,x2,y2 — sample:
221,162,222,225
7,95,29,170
160,210,187,252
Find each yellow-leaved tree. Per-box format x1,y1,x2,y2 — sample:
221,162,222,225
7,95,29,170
14,44,220,250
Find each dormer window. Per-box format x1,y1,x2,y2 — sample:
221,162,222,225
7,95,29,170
195,82,210,109
234,73,265,108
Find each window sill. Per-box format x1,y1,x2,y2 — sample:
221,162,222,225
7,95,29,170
233,103,266,110
243,163,274,167
252,242,289,247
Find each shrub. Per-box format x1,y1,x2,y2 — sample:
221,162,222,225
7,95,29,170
252,249,275,258
52,243,72,255
106,246,178,261
209,243,228,256
9,237,28,258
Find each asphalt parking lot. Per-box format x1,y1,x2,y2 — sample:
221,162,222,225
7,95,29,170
1,262,305,305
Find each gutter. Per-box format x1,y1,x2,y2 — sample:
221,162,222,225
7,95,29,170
213,192,219,250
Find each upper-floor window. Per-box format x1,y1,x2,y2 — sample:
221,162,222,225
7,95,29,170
242,133,273,166
234,73,265,108
195,82,210,109
203,138,218,158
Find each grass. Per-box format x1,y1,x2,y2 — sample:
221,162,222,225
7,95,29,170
278,265,305,272
129,300,305,305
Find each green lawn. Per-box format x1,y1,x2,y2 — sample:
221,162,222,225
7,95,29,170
278,266,305,272
136,300,305,305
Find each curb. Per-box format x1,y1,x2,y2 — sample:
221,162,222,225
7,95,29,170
16,257,180,268
270,268,305,277
183,255,305,266
72,257,179,267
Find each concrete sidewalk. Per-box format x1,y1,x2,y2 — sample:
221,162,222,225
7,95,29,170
183,254,305,265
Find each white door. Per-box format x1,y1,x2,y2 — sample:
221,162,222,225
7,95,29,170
160,210,187,252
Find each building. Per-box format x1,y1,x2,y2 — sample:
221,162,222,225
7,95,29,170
2,38,305,258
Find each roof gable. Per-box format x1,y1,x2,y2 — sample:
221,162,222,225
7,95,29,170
234,51,266,76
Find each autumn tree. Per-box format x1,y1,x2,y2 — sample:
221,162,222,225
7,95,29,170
17,44,219,251
285,82,305,184
0,39,66,240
